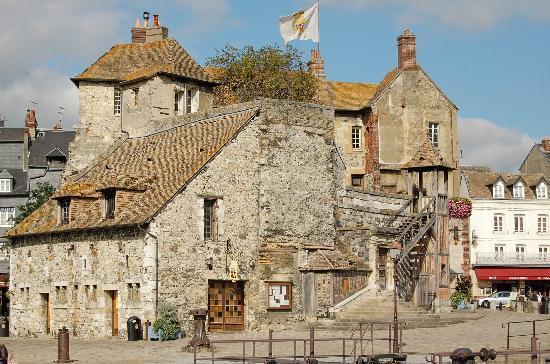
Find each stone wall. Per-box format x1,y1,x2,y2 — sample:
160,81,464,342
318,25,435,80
9,228,155,338
333,111,366,187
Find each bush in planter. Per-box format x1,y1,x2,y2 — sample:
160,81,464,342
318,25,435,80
450,275,472,309
153,302,181,340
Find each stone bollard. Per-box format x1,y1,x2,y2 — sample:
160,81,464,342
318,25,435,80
0,344,8,364
188,309,210,348
56,326,71,363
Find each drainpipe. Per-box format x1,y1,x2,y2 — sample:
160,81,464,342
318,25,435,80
137,224,159,318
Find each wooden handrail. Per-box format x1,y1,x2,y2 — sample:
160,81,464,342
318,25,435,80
382,197,414,228
395,197,436,243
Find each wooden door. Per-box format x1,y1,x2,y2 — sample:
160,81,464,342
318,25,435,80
109,290,119,336
208,281,244,332
40,293,51,334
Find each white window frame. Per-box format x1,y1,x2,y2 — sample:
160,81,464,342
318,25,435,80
536,183,548,199
513,182,525,199
175,90,185,116
514,214,525,233
114,88,121,115
538,215,548,233
493,181,504,198
493,214,504,232
515,244,526,260
0,179,12,193
0,207,15,227
175,86,199,115
428,122,439,147
539,245,549,258
351,126,362,151
494,244,505,260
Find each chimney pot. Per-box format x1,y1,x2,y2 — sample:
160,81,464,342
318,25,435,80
542,137,550,152
397,29,416,70
143,11,150,27
153,14,159,27
134,19,141,28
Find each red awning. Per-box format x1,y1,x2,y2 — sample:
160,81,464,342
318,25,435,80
475,267,550,281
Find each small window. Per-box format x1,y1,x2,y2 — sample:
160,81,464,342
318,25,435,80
203,199,217,240
538,215,548,233
539,245,549,257
132,88,139,107
493,214,504,232
493,182,504,198
515,244,526,259
351,174,364,188
536,183,548,199
60,198,70,225
428,122,439,147
494,244,505,260
187,88,199,113
103,190,116,219
513,182,525,199
351,126,362,150
114,88,121,115
174,90,185,116
0,207,15,227
0,179,12,193
514,215,525,233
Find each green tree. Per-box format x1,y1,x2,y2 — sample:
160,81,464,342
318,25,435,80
13,182,55,224
206,44,318,106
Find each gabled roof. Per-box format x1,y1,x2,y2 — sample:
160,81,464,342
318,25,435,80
0,169,14,179
7,105,259,237
403,137,453,169
463,169,547,199
28,130,75,167
508,175,527,187
0,169,27,195
72,38,216,86
317,79,378,111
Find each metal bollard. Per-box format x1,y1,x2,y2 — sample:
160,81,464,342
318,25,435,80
56,326,71,363
0,344,8,364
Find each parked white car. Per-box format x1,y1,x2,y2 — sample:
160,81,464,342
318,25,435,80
478,291,512,308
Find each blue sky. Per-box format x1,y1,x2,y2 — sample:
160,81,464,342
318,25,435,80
0,0,548,171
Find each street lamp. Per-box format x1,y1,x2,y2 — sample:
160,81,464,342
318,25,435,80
388,240,402,353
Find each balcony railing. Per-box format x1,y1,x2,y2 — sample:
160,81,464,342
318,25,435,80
475,252,550,265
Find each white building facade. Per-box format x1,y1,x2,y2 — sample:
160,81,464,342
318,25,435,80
463,169,550,296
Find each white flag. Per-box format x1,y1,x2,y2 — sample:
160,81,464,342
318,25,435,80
279,2,319,44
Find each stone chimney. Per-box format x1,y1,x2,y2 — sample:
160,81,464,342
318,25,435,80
397,29,416,70
308,49,325,78
542,137,550,152
24,109,37,141
145,14,168,43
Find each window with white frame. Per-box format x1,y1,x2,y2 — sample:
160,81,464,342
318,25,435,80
539,245,549,258
493,214,504,232
538,215,548,233
351,126,362,150
174,90,185,116
186,87,199,113
493,181,504,198
113,88,121,115
515,244,526,260
59,198,70,225
0,179,12,193
513,182,525,199
428,122,439,147
0,207,15,226
514,214,525,232
494,244,505,260
536,183,548,199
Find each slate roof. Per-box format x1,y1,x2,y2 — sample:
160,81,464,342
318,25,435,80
463,169,548,199
28,130,75,167
403,137,453,169
0,169,27,196
0,128,25,142
7,106,259,237
72,39,216,85
299,249,371,271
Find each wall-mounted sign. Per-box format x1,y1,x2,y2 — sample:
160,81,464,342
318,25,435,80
267,282,292,310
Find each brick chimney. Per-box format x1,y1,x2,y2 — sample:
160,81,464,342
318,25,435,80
542,137,550,152
397,29,416,70
131,18,146,44
145,14,169,43
24,109,37,141
308,49,326,78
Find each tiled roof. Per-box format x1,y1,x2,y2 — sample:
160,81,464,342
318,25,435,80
317,79,378,110
7,106,259,237
463,169,548,199
0,169,27,196
299,249,371,271
72,39,216,85
0,128,25,142
403,137,453,169
29,130,75,167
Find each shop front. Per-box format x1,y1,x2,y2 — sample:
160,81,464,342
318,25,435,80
474,267,550,296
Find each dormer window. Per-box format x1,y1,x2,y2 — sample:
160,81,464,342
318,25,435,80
493,181,504,198
59,198,71,225
103,190,116,219
174,86,199,115
0,179,12,193
537,182,548,199
513,182,525,199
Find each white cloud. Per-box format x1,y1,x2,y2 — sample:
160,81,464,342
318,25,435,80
458,117,537,172
322,0,550,31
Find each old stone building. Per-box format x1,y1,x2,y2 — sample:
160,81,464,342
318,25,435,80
520,137,550,177
8,15,463,338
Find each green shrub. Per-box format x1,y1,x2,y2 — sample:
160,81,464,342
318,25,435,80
153,302,180,340
451,275,473,309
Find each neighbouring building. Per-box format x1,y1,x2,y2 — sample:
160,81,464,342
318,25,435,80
520,137,550,177
463,167,550,297
8,14,463,338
